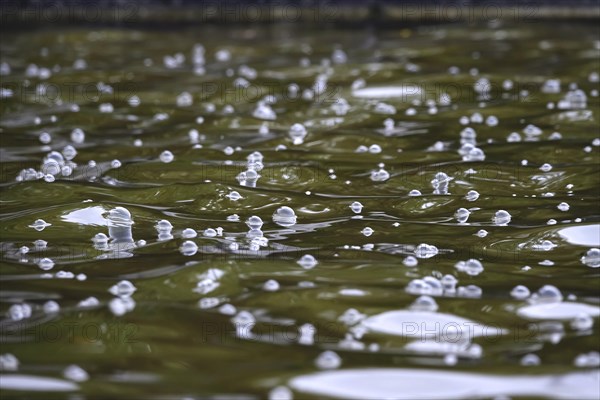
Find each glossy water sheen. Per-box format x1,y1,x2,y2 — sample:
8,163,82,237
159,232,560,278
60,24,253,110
1,21,599,399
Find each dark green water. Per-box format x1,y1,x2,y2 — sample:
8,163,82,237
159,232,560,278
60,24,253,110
1,21,599,399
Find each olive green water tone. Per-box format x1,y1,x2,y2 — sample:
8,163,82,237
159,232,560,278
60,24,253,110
0,22,599,399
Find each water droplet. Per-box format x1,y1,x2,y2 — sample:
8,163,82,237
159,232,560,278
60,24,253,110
63,365,89,382
108,280,137,297
273,206,297,227
465,190,479,201
570,313,593,331
227,191,242,201
43,300,60,314
160,150,174,163
410,295,438,312
246,216,264,230
510,285,530,300
29,219,51,231
414,243,438,258
108,207,134,243
455,259,484,276
289,123,307,145
204,228,217,237
557,202,570,212
269,385,293,400
0,354,19,371
182,228,197,239
349,201,363,213
180,240,198,256
455,208,470,223
8,303,32,321
530,285,563,304
70,128,85,144
370,167,390,182
521,354,541,366
581,248,600,268
493,210,512,226
361,227,374,237
574,351,600,367
403,256,418,267
176,91,193,107
408,189,422,196
297,254,318,269
315,351,341,370
38,258,55,271
457,285,482,298
263,279,280,292
539,163,552,172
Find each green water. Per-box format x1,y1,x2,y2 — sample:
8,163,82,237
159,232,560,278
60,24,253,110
1,21,599,399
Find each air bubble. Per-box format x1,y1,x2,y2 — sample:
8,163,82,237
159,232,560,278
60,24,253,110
315,351,341,370
269,386,293,400
263,279,280,292
349,201,363,213
403,256,418,267
108,280,137,297
455,259,484,276
465,190,479,201
414,243,438,258
204,228,217,237
571,313,593,331
410,295,438,312
289,123,307,145
530,285,563,304
38,258,55,271
581,248,600,268
63,365,89,382
361,227,374,237
182,228,197,239
493,210,512,226
521,354,541,366
246,216,264,230
180,240,198,256
455,208,470,223
510,285,530,300
272,206,297,227
160,150,174,163
297,254,318,269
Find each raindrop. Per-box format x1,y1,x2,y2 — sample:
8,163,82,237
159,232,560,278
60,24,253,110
465,190,479,201
557,202,570,212
160,150,174,163
570,313,593,331
510,285,531,300
289,123,307,145
246,216,264,230
180,240,198,256
263,279,280,292
455,208,470,223
493,210,512,226
298,254,318,269
38,258,55,271
455,259,484,276
403,256,418,267
272,206,297,227
521,354,541,366
361,227,374,237
414,243,438,258
182,228,197,239
108,280,137,297
581,248,600,268
315,351,341,370
349,201,363,213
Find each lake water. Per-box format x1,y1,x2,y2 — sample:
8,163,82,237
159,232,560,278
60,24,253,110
1,20,599,399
